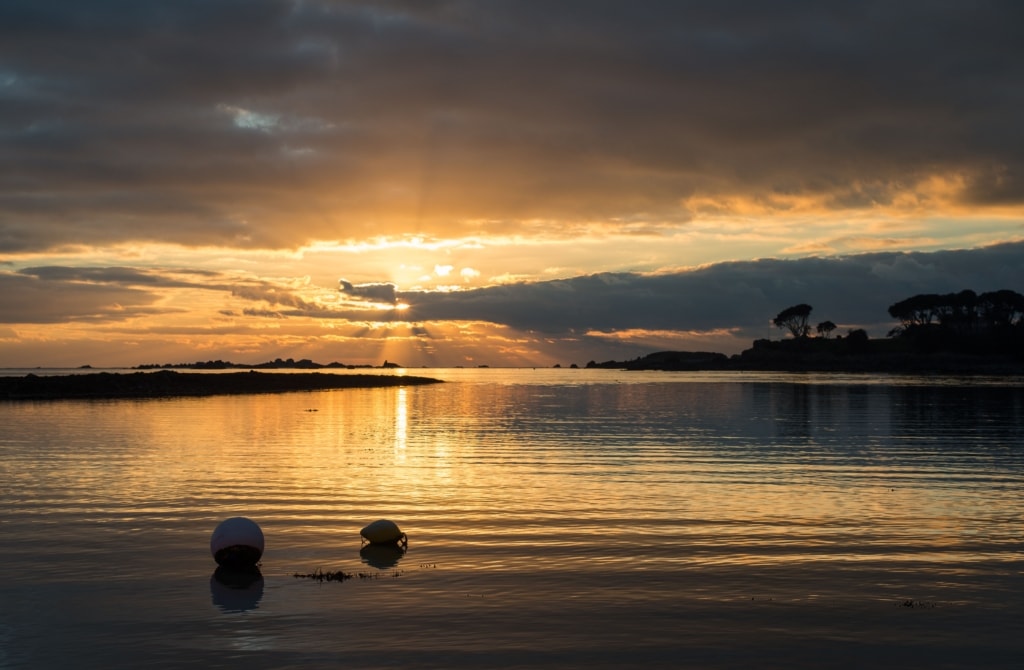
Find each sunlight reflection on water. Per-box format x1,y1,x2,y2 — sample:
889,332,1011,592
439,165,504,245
1,370,1023,667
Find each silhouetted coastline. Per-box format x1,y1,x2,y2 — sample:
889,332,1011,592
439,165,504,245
134,357,388,370
0,370,442,401
589,288,1024,374
587,339,1024,375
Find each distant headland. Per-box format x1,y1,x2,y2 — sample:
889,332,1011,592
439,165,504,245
585,342,1024,375
588,289,1024,375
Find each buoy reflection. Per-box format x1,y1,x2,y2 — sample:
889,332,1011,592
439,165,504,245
210,566,264,613
360,543,406,569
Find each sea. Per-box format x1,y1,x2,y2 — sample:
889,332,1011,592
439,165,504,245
1,367,1022,669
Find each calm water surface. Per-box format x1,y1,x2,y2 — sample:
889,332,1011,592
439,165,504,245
1,369,1023,668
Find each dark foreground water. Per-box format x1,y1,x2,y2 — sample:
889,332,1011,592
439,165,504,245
1,369,1023,668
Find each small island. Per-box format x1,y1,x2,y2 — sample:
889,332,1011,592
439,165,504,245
0,370,442,401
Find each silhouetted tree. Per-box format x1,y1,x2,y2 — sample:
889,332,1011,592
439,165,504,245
978,289,1024,328
888,293,942,332
935,289,978,333
773,304,813,339
816,320,837,338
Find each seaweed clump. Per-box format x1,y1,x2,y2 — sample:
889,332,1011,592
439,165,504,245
293,568,354,583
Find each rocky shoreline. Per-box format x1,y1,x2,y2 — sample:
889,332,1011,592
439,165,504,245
0,370,443,401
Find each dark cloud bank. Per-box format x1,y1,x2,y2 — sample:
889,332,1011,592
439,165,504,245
2,1,1024,250
396,242,1024,343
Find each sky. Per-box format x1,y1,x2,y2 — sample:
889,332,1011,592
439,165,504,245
2,0,1023,368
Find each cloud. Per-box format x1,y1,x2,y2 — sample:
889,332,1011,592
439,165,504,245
17,265,219,287
339,279,398,304
232,285,317,310
398,241,1024,340
242,308,285,319
0,264,309,323
0,270,163,323
2,1,1023,252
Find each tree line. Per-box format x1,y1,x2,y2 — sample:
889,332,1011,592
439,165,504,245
886,289,1024,335
773,289,1024,354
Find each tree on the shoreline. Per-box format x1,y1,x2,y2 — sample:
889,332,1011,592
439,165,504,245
773,304,813,339
816,320,837,338
887,293,940,332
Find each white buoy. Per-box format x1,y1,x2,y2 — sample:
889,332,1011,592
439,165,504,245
210,517,265,568
360,519,407,546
